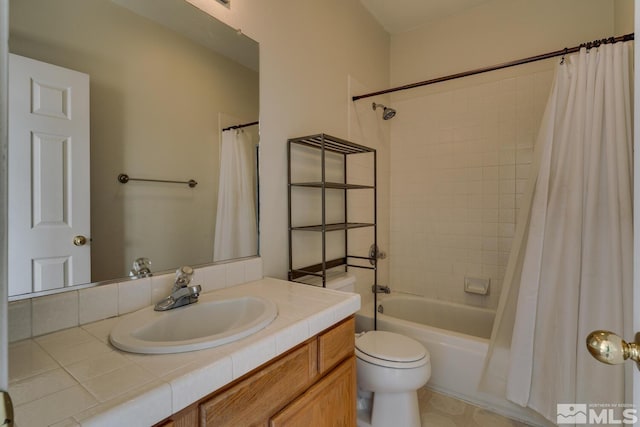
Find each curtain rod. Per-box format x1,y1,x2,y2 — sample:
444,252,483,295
352,33,634,101
222,121,259,132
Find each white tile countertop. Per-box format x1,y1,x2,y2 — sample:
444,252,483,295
8,277,361,427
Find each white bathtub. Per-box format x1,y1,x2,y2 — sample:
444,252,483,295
356,293,547,426
378,294,495,339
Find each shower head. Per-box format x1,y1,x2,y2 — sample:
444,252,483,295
372,102,396,120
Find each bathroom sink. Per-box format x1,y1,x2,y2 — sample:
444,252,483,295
109,293,278,354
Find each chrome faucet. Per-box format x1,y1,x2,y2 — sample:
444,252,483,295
154,266,202,311
172,266,194,290
130,257,152,278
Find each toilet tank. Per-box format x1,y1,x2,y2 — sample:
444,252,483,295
326,273,356,293
301,272,356,292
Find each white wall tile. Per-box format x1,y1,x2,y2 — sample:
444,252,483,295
244,257,263,282
197,264,226,293
391,70,547,309
150,273,174,305
118,278,151,315
8,258,269,341
225,261,245,287
499,195,516,209
8,299,31,343
516,147,534,164
32,292,79,337
79,285,118,325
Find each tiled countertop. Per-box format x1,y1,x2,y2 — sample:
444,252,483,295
8,277,361,427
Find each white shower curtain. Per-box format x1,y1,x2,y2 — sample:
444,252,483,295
213,129,258,262
480,41,633,423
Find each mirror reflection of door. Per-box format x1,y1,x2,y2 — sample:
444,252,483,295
8,54,91,295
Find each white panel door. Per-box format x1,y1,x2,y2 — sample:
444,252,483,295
8,54,90,295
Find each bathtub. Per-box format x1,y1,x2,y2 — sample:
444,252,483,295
356,293,546,426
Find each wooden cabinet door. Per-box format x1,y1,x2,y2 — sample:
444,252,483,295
159,406,198,427
200,342,317,427
318,317,354,375
270,356,356,427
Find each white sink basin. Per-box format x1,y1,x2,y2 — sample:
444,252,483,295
109,293,278,354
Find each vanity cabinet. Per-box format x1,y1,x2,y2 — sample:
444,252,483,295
270,357,356,426
287,134,377,289
156,316,356,427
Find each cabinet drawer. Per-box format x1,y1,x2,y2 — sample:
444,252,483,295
200,341,317,427
270,356,357,427
318,317,354,374
161,406,198,427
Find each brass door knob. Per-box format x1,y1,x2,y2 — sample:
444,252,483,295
73,235,88,246
586,330,640,365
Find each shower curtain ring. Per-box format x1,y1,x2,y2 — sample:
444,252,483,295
560,48,568,65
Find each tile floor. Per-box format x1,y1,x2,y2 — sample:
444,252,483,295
418,387,532,427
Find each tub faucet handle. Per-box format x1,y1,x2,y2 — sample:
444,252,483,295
372,285,391,294
369,244,387,266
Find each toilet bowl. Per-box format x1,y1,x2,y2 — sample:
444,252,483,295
323,273,431,427
355,330,430,427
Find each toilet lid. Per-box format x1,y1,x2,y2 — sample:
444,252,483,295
355,331,428,367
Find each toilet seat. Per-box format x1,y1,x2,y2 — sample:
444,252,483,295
355,331,429,369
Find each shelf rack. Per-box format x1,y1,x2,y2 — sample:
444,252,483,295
287,133,377,288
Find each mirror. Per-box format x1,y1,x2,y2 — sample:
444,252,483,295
8,0,259,298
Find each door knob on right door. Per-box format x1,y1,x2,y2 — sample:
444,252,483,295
586,330,640,365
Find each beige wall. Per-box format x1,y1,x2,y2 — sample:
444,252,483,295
615,0,635,34
186,0,630,299
11,0,621,303
9,0,258,281
187,0,391,283
391,0,615,88
387,0,625,308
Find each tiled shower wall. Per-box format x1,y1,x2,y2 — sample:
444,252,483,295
389,68,554,309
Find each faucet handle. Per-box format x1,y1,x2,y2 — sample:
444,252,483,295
176,266,194,279
174,266,194,287
130,257,152,278
134,257,151,269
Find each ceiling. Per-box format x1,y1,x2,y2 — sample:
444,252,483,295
360,0,492,34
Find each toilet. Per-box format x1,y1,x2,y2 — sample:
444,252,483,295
327,274,431,427
355,331,430,427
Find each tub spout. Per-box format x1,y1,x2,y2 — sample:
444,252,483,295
372,285,391,294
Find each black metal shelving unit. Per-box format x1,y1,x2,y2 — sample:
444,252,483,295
287,133,377,291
